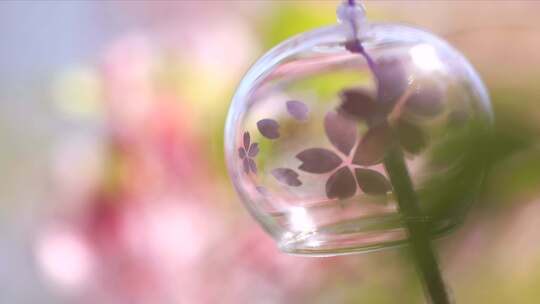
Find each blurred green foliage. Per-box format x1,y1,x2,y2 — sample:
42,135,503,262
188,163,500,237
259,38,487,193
260,2,336,49
419,88,540,234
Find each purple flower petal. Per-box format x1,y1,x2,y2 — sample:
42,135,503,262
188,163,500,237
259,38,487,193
338,88,378,120
326,166,356,199
239,148,246,159
243,158,250,174
396,120,427,155
353,125,392,166
248,143,259,157
296,148,342,174
405,84,444,117
324,111,358,155
248,158,257,174
256,186,269,196
286,100,309,121
243,131,250,151
257,119,280,139
271,168,302,187
376,57,409,106
355,168,391,195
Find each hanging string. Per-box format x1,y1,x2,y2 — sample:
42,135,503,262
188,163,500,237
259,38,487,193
343,0,378,81
341,1,452,303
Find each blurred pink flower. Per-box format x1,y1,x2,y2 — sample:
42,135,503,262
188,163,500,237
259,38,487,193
42,24,333,303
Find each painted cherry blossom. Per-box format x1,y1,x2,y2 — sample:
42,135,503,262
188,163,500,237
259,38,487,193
239,131,259,174
296,111,391,200
337,57,445,160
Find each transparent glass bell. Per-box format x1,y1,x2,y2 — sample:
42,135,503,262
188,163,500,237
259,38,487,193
225,2,492,256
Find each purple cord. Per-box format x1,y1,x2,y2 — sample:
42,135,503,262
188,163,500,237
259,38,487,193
344,0,378,78
344,1,451,302
358,44,378,77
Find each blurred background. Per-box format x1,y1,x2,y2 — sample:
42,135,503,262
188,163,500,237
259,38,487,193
1,1,540,303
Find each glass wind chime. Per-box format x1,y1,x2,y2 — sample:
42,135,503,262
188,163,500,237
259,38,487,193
225,1,492,303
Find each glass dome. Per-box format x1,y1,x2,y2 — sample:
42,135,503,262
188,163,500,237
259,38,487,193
225,11,492,256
